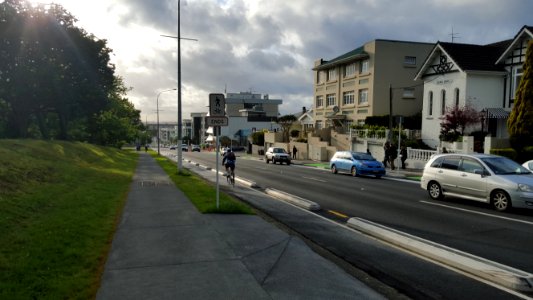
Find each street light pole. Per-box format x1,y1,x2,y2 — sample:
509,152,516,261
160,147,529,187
160,0,197,172
156,88,177,155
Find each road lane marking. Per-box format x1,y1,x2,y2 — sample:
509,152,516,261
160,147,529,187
302,176,327,182
328,210,349,219
420,200,533,225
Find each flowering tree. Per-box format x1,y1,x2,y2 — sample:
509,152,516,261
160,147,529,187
439,105,480,142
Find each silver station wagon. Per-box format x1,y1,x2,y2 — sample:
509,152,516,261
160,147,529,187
420,153,533,211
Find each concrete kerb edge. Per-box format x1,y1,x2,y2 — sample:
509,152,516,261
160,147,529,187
346,217,533,292
265,188,321,211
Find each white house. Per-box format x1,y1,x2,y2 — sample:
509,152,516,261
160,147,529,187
415,25,533,149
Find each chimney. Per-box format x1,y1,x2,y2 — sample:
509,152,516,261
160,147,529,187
302,106,307,113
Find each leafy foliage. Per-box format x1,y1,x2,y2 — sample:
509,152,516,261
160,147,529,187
439,105,480,142
0,0,142,146
508,40,533,152
276,114,297,142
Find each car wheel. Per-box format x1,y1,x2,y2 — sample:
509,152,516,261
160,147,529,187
351,166,358,177
287,161,291,165
491,190,511,211
266,158,269,164
331,165,338,174
272,158,276,164
428,181,443,200
375,175,382,179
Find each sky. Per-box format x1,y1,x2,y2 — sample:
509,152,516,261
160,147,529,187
19,0,533,123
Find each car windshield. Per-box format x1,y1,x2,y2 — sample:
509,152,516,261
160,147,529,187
480,157,531,175
273,148,286,153
352,153,375,161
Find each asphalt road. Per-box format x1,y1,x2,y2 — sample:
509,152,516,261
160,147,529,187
179,151,533,276
162,150,533,298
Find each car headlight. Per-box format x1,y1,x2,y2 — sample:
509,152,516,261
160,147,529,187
518,183,533,192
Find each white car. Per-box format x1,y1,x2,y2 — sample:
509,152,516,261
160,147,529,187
421,153,533,211
265,147,291,165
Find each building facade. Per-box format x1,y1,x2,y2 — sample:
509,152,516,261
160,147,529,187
312,39,433,130
416,25,532,149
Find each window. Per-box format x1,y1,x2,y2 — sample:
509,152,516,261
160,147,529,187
403,88,415,98
327,68,337,81
359,60,369,74
460,158,483,174
441,90,446,115
441,156,460,170
316,95,323,107
344,63,356,77
316,120,323,130
454,88,460,106
343,91,355,105
358,89,368,104
512,66,523,100
428,91,433,116
404,56,416,65
317,71,325,84
326,94,336,106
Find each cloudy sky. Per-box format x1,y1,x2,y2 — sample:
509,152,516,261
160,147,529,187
26,0,533,123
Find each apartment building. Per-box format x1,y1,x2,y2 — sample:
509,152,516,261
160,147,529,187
312,39,433,130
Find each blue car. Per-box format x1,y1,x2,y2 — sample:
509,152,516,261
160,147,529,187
329,151,386,178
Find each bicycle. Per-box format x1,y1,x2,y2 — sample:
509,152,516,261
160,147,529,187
226,169,235,187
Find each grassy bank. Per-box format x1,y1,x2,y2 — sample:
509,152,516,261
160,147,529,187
0,140,138,299
151,153,254,214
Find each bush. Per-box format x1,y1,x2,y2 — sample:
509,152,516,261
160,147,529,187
290,130,300,138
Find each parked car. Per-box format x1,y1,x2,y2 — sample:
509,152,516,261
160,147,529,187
523,160,533,171
181,144,188,152
191,145,200,152
420,153,533,211
329,151,385,178
265,147,291,165
169,145,177,150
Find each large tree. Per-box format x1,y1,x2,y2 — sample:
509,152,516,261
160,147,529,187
508,40,533,153
0,0,139,145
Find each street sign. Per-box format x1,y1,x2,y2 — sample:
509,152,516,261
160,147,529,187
206,116,228,126
209,93,225,116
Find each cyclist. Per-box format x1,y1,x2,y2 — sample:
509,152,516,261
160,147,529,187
222,148,236,178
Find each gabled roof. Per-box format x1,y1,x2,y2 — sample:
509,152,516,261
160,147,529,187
313,46,368,70
439,41,510,72
495,25,533,64
415,40,511,80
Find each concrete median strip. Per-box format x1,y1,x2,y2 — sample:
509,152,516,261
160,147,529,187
347,217,533,292
265,188,321,211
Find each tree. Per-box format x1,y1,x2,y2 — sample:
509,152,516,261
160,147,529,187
508,40,533,154
276,114,297,142
439,105,480,142
0,0,142,145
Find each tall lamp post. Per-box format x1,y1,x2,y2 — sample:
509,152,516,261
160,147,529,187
160,0,197,172
156,88,177,155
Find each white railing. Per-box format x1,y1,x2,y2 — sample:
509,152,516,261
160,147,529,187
408,148,437,161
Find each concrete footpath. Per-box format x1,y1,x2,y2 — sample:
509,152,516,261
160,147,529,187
97,152,386,299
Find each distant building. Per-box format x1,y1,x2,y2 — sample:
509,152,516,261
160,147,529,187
313,39,433,130
207,92,283,145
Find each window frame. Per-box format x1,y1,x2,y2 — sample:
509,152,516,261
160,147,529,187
359,59,369,74
343,91,355,105
326,94,336,107
358,89,368,105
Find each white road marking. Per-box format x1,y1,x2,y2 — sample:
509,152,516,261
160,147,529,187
420,200,533,225
302,176,327,182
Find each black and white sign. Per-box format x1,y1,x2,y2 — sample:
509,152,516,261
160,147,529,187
209,93,225,116
206,116,228,126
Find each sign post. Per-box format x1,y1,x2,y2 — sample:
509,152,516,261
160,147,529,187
208,93,227,209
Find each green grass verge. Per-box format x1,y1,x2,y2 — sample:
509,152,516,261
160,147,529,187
150,152,254,214
0,139,138,300
303,162,330,169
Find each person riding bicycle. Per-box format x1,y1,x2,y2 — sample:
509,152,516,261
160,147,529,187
222,148,236,177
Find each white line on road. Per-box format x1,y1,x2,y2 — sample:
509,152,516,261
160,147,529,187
420,200,533,225
302,176,327,182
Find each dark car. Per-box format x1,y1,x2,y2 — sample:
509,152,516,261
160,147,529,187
329,151,385,178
